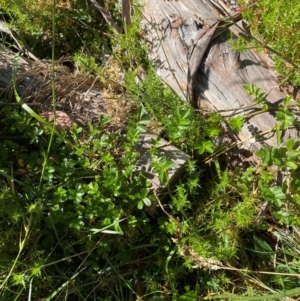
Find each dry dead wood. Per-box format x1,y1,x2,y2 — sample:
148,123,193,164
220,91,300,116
140,0,300,151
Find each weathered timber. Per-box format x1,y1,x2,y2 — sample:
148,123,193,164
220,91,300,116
135,134,190,195
140,0,300,151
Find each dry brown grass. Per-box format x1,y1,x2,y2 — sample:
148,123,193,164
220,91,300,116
0,49,135,132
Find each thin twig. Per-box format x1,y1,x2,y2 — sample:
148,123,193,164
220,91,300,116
89,0,121,34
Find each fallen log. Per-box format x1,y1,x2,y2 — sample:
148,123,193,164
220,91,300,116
140,0,300,151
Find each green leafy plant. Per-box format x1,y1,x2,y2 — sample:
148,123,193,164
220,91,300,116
241,0,300,86
1,0,300,300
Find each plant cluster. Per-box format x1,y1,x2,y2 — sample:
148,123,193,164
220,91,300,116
240,0,300,86
0,0,116,58
0,0,300,300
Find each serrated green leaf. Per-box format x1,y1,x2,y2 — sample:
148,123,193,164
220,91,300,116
287,150,300,159
262,186,285,207
142,198,151,206
276,109,295,129
286,160,298,170
243,84,251,92
228,116,244,131
161,159,174,170
138,119,151,125
285,138,295,151
270,186,285,199
136,125,147,133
